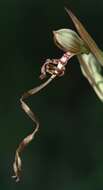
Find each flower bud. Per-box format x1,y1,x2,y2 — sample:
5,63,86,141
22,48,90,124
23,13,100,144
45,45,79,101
53,29,89,55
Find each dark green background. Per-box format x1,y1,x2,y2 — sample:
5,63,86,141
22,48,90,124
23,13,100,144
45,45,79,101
0,0,103,189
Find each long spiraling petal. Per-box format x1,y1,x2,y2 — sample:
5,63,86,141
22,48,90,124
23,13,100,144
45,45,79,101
12,75,56,182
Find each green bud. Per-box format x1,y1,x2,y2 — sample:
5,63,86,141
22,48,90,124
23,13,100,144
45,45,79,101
53,29,89,55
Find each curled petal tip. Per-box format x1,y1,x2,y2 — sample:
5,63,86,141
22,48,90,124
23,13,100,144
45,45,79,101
12,175,20,182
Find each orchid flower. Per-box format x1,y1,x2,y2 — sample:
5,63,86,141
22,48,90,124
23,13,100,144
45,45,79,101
12,8,103,182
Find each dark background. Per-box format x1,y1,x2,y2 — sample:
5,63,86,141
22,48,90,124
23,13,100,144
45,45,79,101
0,0,103,189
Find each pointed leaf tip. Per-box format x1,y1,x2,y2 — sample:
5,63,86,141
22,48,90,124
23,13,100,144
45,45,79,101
65,8,103,66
